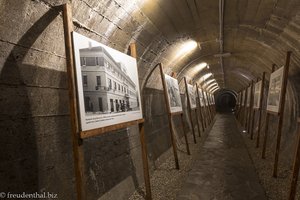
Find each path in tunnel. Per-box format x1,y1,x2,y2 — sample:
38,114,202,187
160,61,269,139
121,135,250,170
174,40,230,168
176,113,267,200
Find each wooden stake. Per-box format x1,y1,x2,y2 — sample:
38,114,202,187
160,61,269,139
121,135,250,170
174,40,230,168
288,118,300,200
159,63,180,169
184,77,197,144
129,43,152,199
63,4,86,199
138,123,152,200
273,51,292,177
256,72,266,148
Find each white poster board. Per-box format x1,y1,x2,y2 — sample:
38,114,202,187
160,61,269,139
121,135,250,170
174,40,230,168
72,32,143,131
266,67,284,113
164,74,183,113
187,84,197,109
253,81,262,109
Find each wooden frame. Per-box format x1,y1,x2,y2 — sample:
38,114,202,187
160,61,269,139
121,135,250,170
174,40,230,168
261,52,292,178
288,118,300,200
262,64,277,159
248,81,254,137
183,77,197,144
159,63,190,168
63,3,152,199
255,72,266,148
196,84,205,133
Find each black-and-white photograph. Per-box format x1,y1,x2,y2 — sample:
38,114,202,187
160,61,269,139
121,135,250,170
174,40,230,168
187,84,197,109
267,67,284,113
165,74,183,113
253,81,262,109
198,88,205,107
73,32,142,131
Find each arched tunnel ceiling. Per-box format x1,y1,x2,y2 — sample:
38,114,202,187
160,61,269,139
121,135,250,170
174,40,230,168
63,0,299,92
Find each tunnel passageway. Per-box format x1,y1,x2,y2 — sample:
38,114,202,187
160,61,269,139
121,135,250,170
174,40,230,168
176,113,267,200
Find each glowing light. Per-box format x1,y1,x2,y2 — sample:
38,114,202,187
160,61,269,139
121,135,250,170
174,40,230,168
203,79,216,87
199,73,213,83
175,40,198,59
207,83,218,90
207,65,210,69
211,87,220,93
209,85,219,92
194,62,207,72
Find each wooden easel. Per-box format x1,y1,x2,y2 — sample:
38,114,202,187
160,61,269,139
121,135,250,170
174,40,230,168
196,84,205,133
183,77,198,144
288,118,300,200
158,63,191,166
261,65,276,159
261,52,292,178
63,3,152,199
247,81,254,138
252,72,266,148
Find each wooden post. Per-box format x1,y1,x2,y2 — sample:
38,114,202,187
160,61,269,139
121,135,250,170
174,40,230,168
256,72,266,148
181,113,191,155
184,77,197,144
129,43,152,199
288,118,300,200
63,4,86,199
262,64,277,159
159,63,180,169
248,81,254,139
138,123,152,200
273,51,292,177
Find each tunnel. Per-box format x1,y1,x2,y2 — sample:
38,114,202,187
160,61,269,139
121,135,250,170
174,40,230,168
0,0,300,200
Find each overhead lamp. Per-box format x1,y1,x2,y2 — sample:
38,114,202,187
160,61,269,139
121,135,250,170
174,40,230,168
194,62,207,72
199,73,213,83
211,87,220,93
175,40,198,59
207,83,218,90
209,85,219,92
203,79,216,87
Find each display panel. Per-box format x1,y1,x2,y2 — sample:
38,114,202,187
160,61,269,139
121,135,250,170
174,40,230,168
72,32,143,131
187,84,197,109
266,67,284,113
253,81,262,109
198,88,205,107
164,74,183,113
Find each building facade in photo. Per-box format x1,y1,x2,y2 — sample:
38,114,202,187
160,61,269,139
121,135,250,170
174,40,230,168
79,46,139,114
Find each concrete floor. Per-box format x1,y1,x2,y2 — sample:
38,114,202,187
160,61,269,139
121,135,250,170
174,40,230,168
176,114,267,200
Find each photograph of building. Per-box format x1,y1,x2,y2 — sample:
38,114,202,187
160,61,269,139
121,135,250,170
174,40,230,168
267,67,284,113
73,32,142,131
187,84,197,109
164,74,183,113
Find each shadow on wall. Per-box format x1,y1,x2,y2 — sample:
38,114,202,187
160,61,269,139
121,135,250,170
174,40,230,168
83,127,144,200
0,5,75,199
